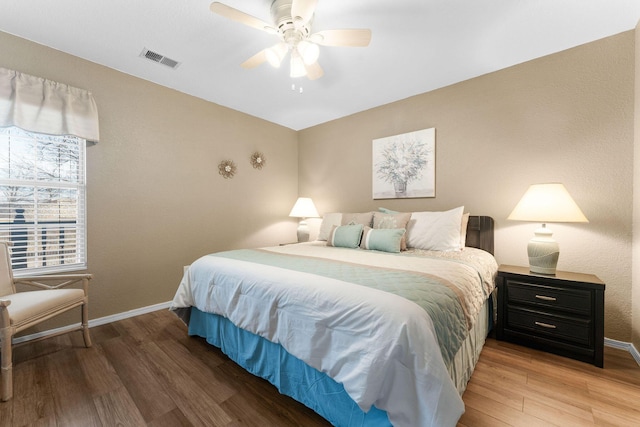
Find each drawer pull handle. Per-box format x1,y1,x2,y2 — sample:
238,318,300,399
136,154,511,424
535,321,557,329
535,295,557,302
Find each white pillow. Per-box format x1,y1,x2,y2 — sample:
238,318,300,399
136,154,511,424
406,206,464,251
317,213,343,241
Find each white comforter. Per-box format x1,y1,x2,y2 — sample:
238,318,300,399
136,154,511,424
171,243,497,427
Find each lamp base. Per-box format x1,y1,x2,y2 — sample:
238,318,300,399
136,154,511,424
527,225,559,275
296,219,310,243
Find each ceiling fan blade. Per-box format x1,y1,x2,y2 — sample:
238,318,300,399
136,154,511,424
310,29,372,47
305,61,324,80
210,2,276,33
291,0,318,27
241,49,268,69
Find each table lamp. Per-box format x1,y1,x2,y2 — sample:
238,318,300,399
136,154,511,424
508,183,588,275
289,197,320,242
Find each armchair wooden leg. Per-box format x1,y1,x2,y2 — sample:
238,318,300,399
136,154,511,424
81,301,92,348
1,327,13,401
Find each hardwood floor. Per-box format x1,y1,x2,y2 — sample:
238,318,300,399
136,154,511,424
0,309,638,426
458,338,640,426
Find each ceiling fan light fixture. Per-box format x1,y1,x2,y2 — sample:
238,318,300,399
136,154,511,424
290,52,307,78
266,43,287,68
297,40,319,65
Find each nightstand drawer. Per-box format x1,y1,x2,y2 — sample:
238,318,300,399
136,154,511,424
506,280,591,315
507,307,591,346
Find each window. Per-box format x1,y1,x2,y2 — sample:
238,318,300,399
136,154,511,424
0,127,86,275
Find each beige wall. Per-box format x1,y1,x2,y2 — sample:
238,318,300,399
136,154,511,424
0,31,299,326
299,32,635,341
633,21,640,352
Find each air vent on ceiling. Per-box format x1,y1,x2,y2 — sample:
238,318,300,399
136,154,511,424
140,48,180,69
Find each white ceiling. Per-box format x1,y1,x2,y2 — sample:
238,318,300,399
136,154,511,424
1,0,639,131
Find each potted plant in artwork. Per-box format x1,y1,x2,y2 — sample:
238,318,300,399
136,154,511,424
376,140,429,196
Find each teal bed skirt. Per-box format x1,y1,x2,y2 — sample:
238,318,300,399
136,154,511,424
188,307,392,426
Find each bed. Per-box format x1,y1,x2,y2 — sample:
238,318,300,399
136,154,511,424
171,210,497,427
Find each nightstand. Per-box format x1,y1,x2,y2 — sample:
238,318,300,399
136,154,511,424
496,265,605,367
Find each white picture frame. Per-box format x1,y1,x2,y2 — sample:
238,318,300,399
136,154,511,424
372,128,435,199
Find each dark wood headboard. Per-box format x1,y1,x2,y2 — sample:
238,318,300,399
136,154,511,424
465,216,494,255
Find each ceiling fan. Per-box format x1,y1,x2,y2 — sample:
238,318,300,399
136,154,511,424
210,0,372,80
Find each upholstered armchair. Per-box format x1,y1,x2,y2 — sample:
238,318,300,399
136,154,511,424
0,241,92,401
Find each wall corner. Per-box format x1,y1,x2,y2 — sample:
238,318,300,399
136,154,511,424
632,20,640,351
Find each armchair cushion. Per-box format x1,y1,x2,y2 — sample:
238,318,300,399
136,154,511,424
2,289,85,329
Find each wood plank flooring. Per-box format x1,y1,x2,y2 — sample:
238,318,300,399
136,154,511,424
0,309,638,426
458,338,640,426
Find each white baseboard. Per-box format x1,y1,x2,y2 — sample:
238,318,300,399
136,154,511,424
604,337,640,367
13,301,172,345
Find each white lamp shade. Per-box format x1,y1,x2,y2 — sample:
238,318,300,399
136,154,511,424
289,51,307,78
266,43,287,68
508,183,588,223
289,197,319,218
297,41,320,65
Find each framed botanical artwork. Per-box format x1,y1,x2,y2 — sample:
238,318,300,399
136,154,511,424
372,128,435,199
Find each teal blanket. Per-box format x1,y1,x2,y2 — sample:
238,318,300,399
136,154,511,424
214,249,467,365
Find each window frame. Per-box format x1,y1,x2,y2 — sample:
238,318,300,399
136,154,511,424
0,127,88,276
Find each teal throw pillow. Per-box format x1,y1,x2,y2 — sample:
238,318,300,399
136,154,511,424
360,227,406,253
327,224,364,249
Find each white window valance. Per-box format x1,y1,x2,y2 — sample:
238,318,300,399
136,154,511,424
0,67,99,144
